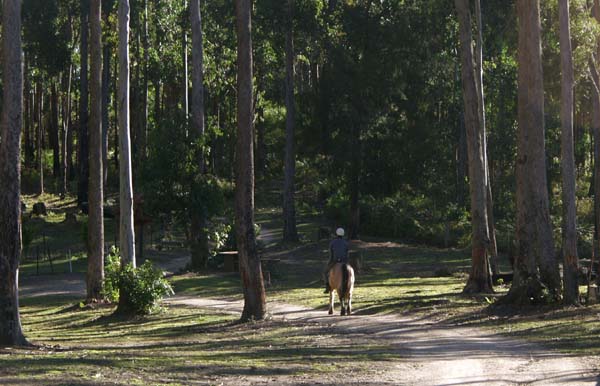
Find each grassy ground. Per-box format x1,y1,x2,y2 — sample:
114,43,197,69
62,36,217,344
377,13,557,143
6,297,394,385
6,194,600,384
176,205,600,357
20,192,187,277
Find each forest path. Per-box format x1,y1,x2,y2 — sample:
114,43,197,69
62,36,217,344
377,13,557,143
167,295,599,385
18,223,600,385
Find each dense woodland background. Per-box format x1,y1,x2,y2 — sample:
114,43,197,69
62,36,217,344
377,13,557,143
4,0,600,322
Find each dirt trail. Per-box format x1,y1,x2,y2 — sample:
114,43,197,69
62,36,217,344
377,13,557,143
20,269,600,385
167,296,598,385
18,230,600,385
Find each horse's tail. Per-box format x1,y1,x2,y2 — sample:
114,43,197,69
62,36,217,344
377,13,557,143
340,264,349,300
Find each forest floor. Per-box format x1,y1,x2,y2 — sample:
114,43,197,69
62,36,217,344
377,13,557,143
4,196,600,385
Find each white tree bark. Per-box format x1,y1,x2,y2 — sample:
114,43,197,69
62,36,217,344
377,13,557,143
473,0,498,276
118,0,136,267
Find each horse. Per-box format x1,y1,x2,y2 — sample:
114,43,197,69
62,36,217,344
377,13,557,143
327,262,355,316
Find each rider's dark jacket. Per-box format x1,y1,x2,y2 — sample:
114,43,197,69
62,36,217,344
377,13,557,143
329,237,349,264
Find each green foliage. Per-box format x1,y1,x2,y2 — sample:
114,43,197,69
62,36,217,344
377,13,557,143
18,0,600,255
102,246,121,303
142,111,230,232
22,0,72,76
361,193,470,247
208,222,233,256
103,247,174,315
118,261,175,315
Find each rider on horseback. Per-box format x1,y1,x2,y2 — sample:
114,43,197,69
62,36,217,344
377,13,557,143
324,227,349,293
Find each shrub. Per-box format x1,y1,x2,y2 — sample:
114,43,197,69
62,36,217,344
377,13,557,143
103,246,174,315
103,246,121,303
345,192,470,247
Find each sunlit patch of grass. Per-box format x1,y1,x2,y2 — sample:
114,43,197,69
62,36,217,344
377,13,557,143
170,272,243,299
9,301,396,385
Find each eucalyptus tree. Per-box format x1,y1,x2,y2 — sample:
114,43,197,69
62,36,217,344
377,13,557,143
473,0,498,276
283,0,299,243
79,0,90,208
0,0,28,346
87,0,105,302
118,0,136,269
189,0,211,270
505,0,561,304
455,0,493,293
591,0,600,294
558,0,578,304
235,0,267,322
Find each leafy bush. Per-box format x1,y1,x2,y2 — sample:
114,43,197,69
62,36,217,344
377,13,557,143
103,246,174,315
103,246,121,303
337,192,470,247
209,222,233,256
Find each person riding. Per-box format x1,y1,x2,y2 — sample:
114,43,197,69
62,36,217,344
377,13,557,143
324,227,349,293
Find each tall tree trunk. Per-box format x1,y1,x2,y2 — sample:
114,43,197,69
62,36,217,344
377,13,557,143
62,64,73,198
118,0,136,269
131,10,142,178
183,0,189,122
142,0,149,162
235,0,267,322
283,0,299,243
591,0,600,289
67,107,75,181
190,0,209,270
485,183,498,274
62,12,74,196
23,56,34,168
0,0,28,347
473,0,499,276
506,0,560,304
87,0,105,302
456,113,468,209
559,0,578,305
51,80,61,179
113,50,119,172
255,106,266,177
348,128,361,240
37,84,44,195
455,0,493,294
78,0,90,208
102,40,111,188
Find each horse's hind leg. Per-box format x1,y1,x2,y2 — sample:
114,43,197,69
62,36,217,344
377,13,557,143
346,293,352,315
340,297,346,316
328,291,334,315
